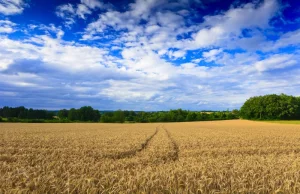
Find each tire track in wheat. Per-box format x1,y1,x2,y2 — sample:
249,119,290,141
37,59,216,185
162,125,179,161
104,125,160,159
131,125,179,164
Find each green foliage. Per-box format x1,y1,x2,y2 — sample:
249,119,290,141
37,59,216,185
0,106,55,120
1,106,239,123
7,117,20,122
68,108,78,121
232,109,240,117
67,107,100,122
58,109,68,119
113,110,125,123
186,112,197,121
100,112,114,123
100,109,238,123
240,94,300,120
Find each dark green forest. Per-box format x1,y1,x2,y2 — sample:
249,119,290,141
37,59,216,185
1,93,300,123
0,106,55,122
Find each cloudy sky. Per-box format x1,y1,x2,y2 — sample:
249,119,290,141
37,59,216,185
0,0,299,111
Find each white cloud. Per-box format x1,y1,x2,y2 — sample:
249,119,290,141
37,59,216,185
35,37,109,72
194,27,224,48
254,54,297,72
168,50,186,59
0,20,16,33
32,24,65,39
0,0,26,15
56,4,76,26
80,0,104,10
82,0,187,45
192,58,202,63
202,49,223,62
261,29,300,51
82,0,281,57
100,79,173,102
0,58,13,70
193,0,279,48
129,0,165,19
0,37,40,71
122,47,176,80
0,72,42,86
83,11,136,36
76,4,91,19
0,31,109,73
56,0,109,27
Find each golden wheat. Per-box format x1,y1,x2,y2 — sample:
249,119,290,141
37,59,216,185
1,120,300,193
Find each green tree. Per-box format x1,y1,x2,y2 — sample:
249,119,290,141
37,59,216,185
113,110,125,123
232,109,240,117
68,108,78,121
58,109,69,119
100,112,114,123
186,112,197,121
240,94,300,120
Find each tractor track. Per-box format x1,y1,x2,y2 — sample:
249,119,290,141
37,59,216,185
104,125,160,159
104,125,180,163
163,126,179,161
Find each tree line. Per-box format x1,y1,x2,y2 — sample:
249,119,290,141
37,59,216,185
240,94,300,120
0,106,239,123
100,109,238,123
0,106,55,122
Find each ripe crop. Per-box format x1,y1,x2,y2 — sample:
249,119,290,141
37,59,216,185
1,120,300,193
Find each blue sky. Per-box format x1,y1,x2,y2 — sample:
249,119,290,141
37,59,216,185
0,0,299,111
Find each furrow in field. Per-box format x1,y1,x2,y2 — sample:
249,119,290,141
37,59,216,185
163,126,179,161
104,126,159,159
130,125,179,164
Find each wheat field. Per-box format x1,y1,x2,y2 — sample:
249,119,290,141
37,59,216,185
1,120,300,193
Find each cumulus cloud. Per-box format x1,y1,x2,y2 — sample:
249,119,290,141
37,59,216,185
0,0,26,15
82,0,188,43
0,29,105,73
82,0,280,54
122,47,177,80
